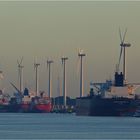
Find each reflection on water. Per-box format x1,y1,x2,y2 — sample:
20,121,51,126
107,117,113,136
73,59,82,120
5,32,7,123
0,113,140,139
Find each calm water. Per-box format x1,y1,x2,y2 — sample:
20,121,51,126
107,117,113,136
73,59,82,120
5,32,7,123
0,113,140,139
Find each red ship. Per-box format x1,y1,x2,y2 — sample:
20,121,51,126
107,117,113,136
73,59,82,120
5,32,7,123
20,88,52,113
0,90,10,112
11,83,52,113
31,96,52,113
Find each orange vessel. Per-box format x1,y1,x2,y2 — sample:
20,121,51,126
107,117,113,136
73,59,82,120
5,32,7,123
20,88,52,113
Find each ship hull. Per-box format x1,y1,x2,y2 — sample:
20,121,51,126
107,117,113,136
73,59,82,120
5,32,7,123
8,104,21,113
0,104,21,113
20,104,30,113
32,103,52,113
0,104,9,112
76,96,140,116
19,103,52,113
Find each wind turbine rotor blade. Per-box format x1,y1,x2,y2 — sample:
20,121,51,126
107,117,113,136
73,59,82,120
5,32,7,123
119,28,123,43
61,58,63,65
17,60,20,66
78,48,81,55
76,56,80,76
122,28,127,44
34,64,36,70
47,61,48,69
20,56,23,65
47,60,49,69
34,59,36,70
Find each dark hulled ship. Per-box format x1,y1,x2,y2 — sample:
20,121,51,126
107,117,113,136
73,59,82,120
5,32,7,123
76,72,140,116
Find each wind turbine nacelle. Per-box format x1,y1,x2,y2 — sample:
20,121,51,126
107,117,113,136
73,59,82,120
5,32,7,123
120,43,131,47
78,53,86,57
126,43,131,47
47,60,54,64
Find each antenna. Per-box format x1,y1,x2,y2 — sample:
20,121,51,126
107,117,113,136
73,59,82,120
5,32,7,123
61,56,68,107
118,28,131,83
34,62,40,96
78,50,86,97
47,59,53,98
17,57,24,94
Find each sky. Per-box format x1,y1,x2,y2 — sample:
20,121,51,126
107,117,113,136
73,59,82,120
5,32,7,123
0,1,140,97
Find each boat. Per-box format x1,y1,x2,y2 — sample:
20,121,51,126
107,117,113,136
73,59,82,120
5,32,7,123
29,94,52,113
76,31,140,116
76,75,140,116
0,89,22,113
10,84,52,113
0,89,10,112
20,88,52,113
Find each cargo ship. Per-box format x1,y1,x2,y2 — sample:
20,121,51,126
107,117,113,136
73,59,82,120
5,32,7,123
19,88,52,113
76,31,140,116
0,89,22,113
11,84,52,113
76,73,140,116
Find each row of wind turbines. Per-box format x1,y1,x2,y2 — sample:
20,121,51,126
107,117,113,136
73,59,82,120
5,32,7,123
17,50,86,107
16,28,131,107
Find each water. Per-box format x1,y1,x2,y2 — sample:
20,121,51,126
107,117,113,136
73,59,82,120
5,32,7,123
0,113,140,139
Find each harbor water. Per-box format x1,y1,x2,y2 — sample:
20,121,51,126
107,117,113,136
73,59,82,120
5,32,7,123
0,113,140,139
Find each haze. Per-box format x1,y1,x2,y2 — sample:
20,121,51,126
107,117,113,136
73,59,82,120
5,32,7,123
0,1,140,97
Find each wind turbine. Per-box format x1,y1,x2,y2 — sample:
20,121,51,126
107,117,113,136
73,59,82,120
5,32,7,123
47,59,53,98
34,61,40,96
78,50,86,97
61,56,68,107
118,28,131,84
17,57,24,93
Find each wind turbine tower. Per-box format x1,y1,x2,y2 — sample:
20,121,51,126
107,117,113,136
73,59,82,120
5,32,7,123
61,57,68,107
34,63,40,96
17,57,24,93
47,59,53,98
78,50,86,97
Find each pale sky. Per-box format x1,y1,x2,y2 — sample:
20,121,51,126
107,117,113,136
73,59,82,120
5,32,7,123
0,1,140,97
